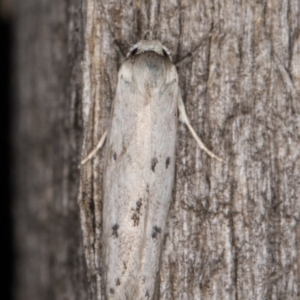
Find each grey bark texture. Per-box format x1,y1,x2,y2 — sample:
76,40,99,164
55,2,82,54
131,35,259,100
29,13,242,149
14,0,300,299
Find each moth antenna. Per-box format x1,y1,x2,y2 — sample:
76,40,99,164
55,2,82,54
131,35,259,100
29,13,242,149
175,31,213,67
177,96,224,162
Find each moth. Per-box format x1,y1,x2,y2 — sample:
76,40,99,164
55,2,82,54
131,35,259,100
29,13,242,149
81,40,222,299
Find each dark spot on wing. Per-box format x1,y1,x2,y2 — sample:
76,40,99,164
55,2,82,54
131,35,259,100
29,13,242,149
131,198,143,226
151,157,158,172
145,290,150,298
151,226,161,239
136,198,142,212
113,152,117,160
112,224,119,238
132,213,139,226
116,278,120,286
165,157,171,169
162,49,169,57
110,288,115,294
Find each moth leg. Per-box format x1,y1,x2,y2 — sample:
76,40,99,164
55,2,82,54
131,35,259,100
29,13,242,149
177,96,223,162
80,131,108,165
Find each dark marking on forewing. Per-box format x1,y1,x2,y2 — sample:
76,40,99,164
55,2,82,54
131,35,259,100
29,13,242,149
136,198,142,213
113,152,117,160
145,290,150,298
110,288,115,294
123,262,127,271
115,278,120,286
151,226,161,239
112,224,119,238
165,157,171,169
132,213,139,226
151,158,158,172
131,198,143,226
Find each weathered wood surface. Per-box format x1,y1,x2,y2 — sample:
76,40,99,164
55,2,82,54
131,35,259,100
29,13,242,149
14,0,300,299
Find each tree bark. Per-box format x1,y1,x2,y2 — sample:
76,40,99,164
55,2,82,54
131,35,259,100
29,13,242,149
14,0,300,299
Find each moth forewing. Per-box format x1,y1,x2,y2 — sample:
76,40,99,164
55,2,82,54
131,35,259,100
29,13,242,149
79,39,223,299
102,40,178,299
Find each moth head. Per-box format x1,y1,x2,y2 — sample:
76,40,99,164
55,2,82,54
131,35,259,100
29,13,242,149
127,40,171,60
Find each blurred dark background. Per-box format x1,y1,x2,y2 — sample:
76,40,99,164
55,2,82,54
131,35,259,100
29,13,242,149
1,1,14,299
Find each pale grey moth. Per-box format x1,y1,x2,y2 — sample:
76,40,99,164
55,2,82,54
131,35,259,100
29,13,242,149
81,40,222,300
